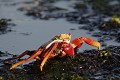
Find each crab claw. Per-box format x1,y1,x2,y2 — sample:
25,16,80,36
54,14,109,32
61,42,74,56
71,37,101,50
83,37,101,50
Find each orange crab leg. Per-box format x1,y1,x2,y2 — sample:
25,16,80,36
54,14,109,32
40,42,58,71
71,37,101,50
10,48,43,70
4,50,35,62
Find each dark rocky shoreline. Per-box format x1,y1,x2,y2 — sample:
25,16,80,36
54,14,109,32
0,45,120,80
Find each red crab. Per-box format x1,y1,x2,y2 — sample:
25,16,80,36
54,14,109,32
4,33,101,71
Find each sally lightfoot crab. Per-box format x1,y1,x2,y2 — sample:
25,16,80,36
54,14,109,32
4,33,101,71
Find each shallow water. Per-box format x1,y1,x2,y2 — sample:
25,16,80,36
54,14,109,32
0,0,119,55
0,0,95,54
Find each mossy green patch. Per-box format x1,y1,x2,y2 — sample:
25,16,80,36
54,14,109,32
74,3,87,10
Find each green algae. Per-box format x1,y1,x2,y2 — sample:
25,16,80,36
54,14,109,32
74,3,87,10
0,18,15,35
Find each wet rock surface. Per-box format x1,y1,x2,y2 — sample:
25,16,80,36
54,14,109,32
0,18,15,35
0,46,120,80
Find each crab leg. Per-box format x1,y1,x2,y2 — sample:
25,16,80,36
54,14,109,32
4,50,35,62
40,42,58,71
71,37,101,50
10,48,43,70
